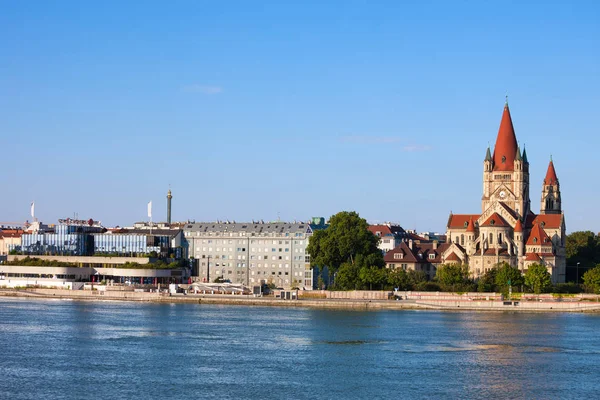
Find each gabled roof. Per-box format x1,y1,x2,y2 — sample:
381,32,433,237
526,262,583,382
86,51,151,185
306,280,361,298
384,242,451,265
528,214,562,229
368,224,405,238
384,242,418,263
526,223,552,246
447,214,480,229
445,252,460,262
525,252,542,262
480,213,509,227
492,104,518,172
406,232,429,242
498,202,519,220
544,159,559,185
483,248,510,256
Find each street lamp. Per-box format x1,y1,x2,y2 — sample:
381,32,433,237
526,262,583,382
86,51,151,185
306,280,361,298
577,262,581,284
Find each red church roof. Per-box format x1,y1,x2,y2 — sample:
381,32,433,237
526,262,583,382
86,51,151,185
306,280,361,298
526,223,551,246
466,217,475,233
445,252,460,262
525,253,542,262
447,214,480,229
481,212,509,227
544,160,559,185
514,219,523,233
492,104,518,171
527,214,562,229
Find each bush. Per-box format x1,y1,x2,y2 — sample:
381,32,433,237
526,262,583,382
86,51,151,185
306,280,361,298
553,282,582,294
415,282,442,292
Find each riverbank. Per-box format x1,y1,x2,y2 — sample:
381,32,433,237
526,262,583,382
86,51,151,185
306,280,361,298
2,288,600,313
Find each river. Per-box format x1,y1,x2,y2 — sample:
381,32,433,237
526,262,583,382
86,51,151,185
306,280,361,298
0,298,599,399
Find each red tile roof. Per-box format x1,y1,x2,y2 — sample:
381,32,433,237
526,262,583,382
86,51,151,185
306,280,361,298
544,160,559,185
483,248,510,256
480,213,509,227
447,214,480,229
525,253,542,262
368,225,405,238
0,230,24,238
514,219,523,233
526,223,552,246
493,104,518,172
529,214,562,229
384,242,451,265
406,232,429,242
384,242,419,263
445,252,460,262
466,217,475,233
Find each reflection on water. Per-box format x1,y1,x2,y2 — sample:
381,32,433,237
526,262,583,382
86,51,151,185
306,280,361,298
1,298,599,400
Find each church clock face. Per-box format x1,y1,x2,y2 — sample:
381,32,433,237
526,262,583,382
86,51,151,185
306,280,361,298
499,190,506,199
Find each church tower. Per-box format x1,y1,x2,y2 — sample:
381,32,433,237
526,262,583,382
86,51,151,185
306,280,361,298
540,158,561,214
481,101,530,219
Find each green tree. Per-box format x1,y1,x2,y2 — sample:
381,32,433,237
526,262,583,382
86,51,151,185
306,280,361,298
582,265,600,294
359,265,387,290
566,231,600,268
407,270,428,289
333,262,360,290
524,263,552,294
435,264,472,291
307,211,384,286
477,268,497,292
494,262,524,294
388,268,410,290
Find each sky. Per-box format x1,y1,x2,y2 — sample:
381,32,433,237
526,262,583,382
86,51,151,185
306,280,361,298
1,0,599,233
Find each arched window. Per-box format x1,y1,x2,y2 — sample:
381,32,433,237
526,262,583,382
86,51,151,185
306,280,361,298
498,233,502,244
461,234,464,246
489,233,493,245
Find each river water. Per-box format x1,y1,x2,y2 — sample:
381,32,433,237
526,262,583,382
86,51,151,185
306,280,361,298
0,298,599,399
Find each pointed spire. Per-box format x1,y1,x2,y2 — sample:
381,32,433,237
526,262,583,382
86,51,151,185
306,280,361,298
466,216,476,233
544,158,558,185
522,144,528,163
515,144,522,161
514,219,523,233
492,102,518,171
485,146,492,162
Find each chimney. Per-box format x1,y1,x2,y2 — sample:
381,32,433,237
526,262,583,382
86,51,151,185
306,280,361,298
433,240,438,250
408,240,413,250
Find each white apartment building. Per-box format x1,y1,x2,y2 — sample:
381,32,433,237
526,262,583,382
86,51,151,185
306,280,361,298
183,222,316,290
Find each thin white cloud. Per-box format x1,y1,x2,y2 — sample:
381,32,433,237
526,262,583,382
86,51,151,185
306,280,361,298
340,135,403,144
181,84,223,94
402,145,432,152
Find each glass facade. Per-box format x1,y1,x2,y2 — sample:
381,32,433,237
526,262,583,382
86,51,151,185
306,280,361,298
93,234,168,256
15,222,176,257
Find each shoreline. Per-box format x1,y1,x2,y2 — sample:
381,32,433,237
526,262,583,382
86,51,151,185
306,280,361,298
2,289,600,313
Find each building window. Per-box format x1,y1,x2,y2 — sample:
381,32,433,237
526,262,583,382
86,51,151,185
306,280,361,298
461,234,464,246
489,233,493,245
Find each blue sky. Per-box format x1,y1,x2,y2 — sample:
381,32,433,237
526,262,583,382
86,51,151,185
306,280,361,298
1,0,599,232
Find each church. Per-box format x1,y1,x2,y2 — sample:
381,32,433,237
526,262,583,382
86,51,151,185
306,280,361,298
443,101,566,283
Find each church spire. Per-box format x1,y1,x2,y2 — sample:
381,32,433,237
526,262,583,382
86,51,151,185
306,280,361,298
515,144,522,161
522,144,528,163
492,102,518,171
485,146,492,162
544,158,559,185
541,157,561,214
